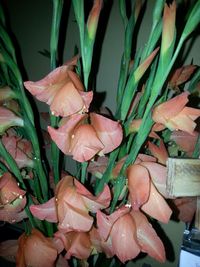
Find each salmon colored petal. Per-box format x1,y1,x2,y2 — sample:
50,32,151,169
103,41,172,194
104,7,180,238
56,254,70,267
58,202,93,233
137,153,157,163
170,130,198,155
17,229,58,267
169,65,197,88
140,161,168,198
70,124,104,162
64,232,92,260
131,210,166,263
24,66,70,104
48,114,86,155
79,90,93,111
90,113,123,154
168,113,197,134
0,172,26,205
141,182,172,223
30,197,58,223
0,239,18,262
74,179,111,212
172,197,197,222
127,164,150,210
147,139,168,165
50,82,85,117
110,214,140,263
152,92,189,124
96,206,130,241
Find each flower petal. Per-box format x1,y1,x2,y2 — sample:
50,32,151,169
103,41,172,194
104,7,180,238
30,197,58,223
90,113,123,154
131,210,166,263
127,164,150,210
141,182,172,223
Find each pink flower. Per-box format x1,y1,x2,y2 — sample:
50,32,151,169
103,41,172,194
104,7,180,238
24,66,93,117
48,113,123,162
1,133,34,169
0,172,26,205
152,92,200,134
97,207,140,263
0,196,27,223
97,207,166,263
0,106,23,134
54,175,111,233
54,231,92,260
16,229,58,267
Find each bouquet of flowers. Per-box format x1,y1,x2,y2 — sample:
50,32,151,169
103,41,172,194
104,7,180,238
0,0,200,266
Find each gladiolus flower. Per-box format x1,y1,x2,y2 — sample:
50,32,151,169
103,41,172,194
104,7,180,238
0,172,26,205
147,138,168,165
54,231,92,260
0,196,27,223
172,197,197,222
152,92,200,134
0,106,23,134
97,207,140,263
1,133,34,169
48,113,123,162
16,229,58,267
54,175,111,233
24,66,93,117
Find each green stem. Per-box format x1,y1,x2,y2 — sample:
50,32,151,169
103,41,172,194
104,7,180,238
50,0,64,185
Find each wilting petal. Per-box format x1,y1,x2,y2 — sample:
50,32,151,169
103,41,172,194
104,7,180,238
87,156,108,177
170,130,198,155
0,239,18,262
127,164,150,210
2,135,33,169
74,179,111,212
0,106,23,134
172,197,197,222
141,182,172,223
140,161,168,198
96,206,130,241
152,92,189,125
131,210,166,263
16,229,58,267
90,113,123,154
70,124,104,162
30,197,58,223
0,172,26,205
110,214,140,263
48,114,86,155
169,65,197,88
